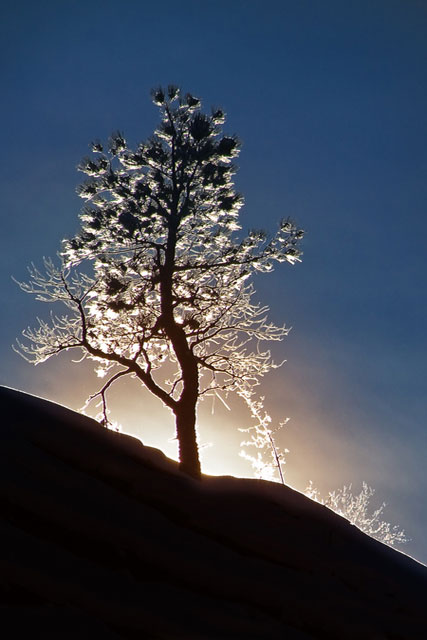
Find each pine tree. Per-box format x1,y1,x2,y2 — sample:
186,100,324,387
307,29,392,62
16,85,303,479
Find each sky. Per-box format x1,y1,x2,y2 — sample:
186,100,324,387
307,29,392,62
1,0,426,562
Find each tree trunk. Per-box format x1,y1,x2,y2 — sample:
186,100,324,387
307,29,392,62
175,402,201,480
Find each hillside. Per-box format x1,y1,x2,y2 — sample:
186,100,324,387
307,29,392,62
1,385,426,639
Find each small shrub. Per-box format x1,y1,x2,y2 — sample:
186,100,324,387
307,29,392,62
305,481,409,547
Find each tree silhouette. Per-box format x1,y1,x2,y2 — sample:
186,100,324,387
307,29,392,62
16,86,303,479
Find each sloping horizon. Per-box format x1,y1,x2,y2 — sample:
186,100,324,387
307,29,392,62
1,385,427,638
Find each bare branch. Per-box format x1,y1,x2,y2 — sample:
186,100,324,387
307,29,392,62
87,368,131,427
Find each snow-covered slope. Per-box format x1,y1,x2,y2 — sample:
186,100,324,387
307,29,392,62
1,385,426,639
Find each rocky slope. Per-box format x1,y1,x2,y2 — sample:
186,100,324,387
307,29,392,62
1,385,426,639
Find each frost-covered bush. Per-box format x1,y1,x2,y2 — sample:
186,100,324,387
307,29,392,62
305,481,409,547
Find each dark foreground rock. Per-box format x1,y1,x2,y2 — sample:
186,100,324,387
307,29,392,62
0,385,426,639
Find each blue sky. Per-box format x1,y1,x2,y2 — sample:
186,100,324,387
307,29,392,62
1,1,427,562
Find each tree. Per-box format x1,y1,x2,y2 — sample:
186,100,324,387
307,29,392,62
15,85,303,479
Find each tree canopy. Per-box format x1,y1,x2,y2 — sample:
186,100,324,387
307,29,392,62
16,85,303,478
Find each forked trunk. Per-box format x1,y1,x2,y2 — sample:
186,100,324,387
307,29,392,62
175,403,201,480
